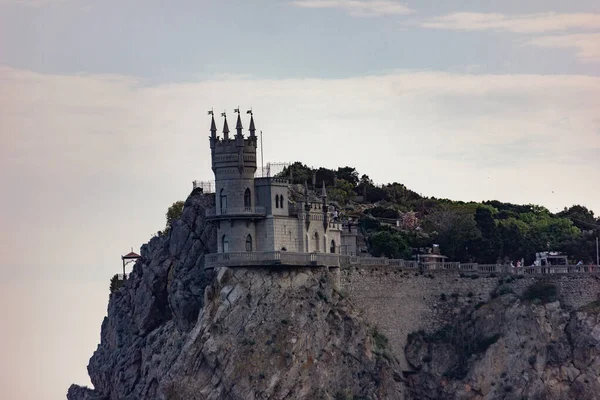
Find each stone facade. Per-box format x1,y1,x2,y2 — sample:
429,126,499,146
207,112,342,255
340,266,600,370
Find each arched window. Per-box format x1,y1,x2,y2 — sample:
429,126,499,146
330,240,336,254
279,195,284,209
275,195,279,209
314,232,320,252
245,234,253,252
222,235,229,253
220,189,227,214
244,188,251,209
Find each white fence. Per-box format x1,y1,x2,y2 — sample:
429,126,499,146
205,251,600,275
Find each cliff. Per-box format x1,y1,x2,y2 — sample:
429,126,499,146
68,190,600,400
404,291,600,400
67,191,403,400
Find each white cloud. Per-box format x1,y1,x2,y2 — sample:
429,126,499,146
525,33,600,63
421,12,600,34
291,0,413,17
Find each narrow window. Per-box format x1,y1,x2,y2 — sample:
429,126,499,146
245,234,253,252
220,189,227,214
275,195,279,209
279,195,284,209
314,232,320,252
330,240,336,254
244,188,251,209
222,235,229,253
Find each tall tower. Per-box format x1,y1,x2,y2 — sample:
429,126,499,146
208,109,261,253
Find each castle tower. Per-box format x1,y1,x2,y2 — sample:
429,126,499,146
208,109,263,253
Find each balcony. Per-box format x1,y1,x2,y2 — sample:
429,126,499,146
205,251,341,269
205,206,267,220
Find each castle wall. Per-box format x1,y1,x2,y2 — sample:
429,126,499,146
217,220,257,253
340,267,600,371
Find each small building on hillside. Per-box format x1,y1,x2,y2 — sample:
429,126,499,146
415,244,448,265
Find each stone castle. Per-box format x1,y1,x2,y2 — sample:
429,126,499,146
206,111,356,260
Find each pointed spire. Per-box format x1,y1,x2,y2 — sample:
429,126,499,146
321,180,327,197
235,113,243,137
249,115,256,136
210,114,217,136
222,112,229,140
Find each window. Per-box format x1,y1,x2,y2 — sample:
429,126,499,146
220,189,227,214
279,195,284,209
244,188,251,209
330,240,336,254
314,232,320,252
275,195,279,208
222,235,229,253
245,234,253,252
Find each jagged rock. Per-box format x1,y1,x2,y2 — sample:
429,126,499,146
404,294,600,400
68,190,402,400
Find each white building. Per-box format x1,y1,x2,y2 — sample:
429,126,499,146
205,111,347,266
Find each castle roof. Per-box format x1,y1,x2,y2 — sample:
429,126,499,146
222,116,230,134
210,115,217,133
235,113,243,131
249,115,256,135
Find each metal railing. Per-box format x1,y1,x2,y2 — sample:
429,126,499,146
192,180,215,193
206,206,267,217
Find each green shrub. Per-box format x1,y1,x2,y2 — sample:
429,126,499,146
522,282,557,304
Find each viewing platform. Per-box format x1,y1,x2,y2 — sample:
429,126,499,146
205,251,600,274
205,206,267,220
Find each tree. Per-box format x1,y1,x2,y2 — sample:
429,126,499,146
424,205,480,262
328,179,355,205
369,231,410,259
557,205,596,231
336,166,359,187
471,206,503,263
165,201,184,232
279,162,313,185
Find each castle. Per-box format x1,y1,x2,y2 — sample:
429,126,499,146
205,111,355,262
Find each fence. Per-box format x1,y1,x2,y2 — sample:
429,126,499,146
205,251,600,275
205,206,267,217
192,180,215,193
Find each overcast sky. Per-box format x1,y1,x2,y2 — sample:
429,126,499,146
1,1,599,399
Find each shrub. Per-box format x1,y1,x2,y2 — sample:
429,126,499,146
372,328,389,350
109,274,123,293
497,285,514,296
522,282,558,304
440,293,447,301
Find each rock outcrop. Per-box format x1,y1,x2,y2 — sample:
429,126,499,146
68,190,403,400
405,292,600,400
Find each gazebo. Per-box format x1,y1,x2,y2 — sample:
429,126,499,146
121,249,141,279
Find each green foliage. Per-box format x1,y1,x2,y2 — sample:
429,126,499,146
522,282,558,304
328,179,356,205
365,206,399,219
165,201,184,232
109,274,123,293
369,230,410,259
372,328,389,351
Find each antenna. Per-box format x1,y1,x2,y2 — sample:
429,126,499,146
260,130,264,177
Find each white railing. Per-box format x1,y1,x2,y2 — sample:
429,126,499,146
206,206,267,217
205,251,600,275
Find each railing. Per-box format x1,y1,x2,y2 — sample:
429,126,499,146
192,180,215,193
206,206,267,217
206,251,341,268
204,251,600,275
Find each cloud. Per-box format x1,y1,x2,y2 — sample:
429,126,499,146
525,33,600,63
1,66,600,280
421,12,600,34
290,0,413,17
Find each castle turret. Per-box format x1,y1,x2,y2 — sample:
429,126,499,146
222,113,230,141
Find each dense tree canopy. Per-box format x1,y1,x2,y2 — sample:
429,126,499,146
267,161,598,264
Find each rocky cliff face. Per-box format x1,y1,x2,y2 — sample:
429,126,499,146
67,190,600,400
67,190,403,400
404,293,600,400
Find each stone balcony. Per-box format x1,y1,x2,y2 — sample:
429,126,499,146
206,251,341,269
205,206,267,220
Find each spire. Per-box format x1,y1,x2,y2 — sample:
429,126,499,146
221,111,229,140
235,113,243,137
210,114,217,137
321,181,327,197
248,115,256,137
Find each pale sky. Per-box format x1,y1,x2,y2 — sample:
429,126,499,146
1,1,599,399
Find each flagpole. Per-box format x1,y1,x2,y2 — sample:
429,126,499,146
260,130,264,177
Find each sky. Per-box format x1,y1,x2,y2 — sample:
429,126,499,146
1,0,599,398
